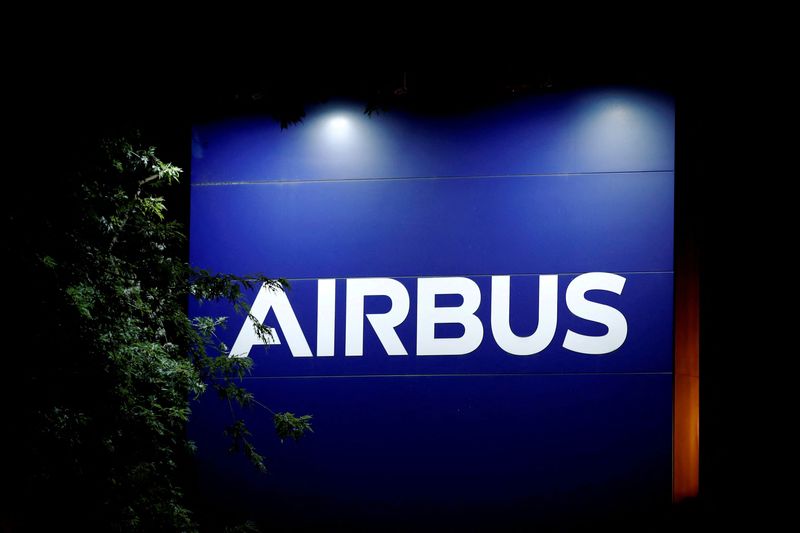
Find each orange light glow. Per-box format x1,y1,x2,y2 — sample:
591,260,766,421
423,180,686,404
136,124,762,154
673,242,700,501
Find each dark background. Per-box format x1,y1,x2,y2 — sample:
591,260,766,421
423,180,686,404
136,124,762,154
6,56,778,530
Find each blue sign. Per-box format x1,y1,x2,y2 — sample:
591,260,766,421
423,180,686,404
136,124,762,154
189,89,675,528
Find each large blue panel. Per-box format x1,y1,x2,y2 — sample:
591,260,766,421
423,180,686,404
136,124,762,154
190,172,674,277
189,374,673,528
188,88,675,527
191,90,674,183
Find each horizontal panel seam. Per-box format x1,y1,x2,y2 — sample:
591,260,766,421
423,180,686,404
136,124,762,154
191,169,674,186
216,270,675,282
233,372,673,380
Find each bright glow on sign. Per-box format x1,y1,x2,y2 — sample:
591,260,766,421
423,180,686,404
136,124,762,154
575,92,671,171
328,115,350,132
319,113,356,145
304,105,385,172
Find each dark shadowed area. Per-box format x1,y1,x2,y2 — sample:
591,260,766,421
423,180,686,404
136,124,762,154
4,57,776,531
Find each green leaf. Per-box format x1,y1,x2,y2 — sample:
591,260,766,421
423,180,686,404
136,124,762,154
19,134,311,531
273,412,314,442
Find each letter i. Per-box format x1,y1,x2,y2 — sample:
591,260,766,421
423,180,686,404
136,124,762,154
317,279,336,357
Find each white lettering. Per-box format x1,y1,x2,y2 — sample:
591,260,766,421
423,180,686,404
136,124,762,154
562,273,628,355
316,279,337,357
228,273,631,359
229,282,312,358
345,278,410,356
416,277,484,356
491,275,558,356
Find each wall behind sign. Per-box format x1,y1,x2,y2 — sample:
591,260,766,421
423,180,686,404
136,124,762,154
189,89,675,529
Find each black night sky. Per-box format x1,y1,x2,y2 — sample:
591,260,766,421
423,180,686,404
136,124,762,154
4,53,781,531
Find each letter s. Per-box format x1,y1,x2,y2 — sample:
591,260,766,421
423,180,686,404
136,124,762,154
562,273,627,355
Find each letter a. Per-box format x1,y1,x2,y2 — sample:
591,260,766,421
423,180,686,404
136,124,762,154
229,282,312,358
